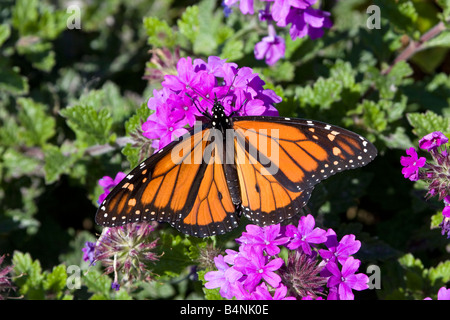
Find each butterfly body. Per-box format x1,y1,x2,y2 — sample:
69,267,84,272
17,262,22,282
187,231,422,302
96,98,377,237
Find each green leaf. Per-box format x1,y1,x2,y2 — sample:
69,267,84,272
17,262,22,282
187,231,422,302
60,104,113,145
12,0,39,36
43,265,67,297
421,30,450,50
0,60,29,96
12,251,45,299
372,61,414,99
178,6,199,43
153,232,197,277
378,126,414,149
43,145,77,184
351,100,387,132
296,78,343,109
427,260,450,285
144,16,176,48
17,97,55,146
406,111,450,138
375,0,418,35
0,24,11,47
83,269,113,300
220,38,244,61
436,0,450,17
430,211,444,229
2,148,41,178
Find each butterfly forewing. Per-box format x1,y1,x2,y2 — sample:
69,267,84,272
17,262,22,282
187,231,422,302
95,125,240,236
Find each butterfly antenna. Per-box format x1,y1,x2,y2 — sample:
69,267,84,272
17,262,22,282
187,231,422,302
221,68,239,104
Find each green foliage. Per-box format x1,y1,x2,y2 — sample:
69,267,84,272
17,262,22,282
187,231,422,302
12,251,71,299
0,0,449,301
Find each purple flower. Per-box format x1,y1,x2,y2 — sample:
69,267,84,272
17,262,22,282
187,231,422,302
162,57,203,94
82,241,97,265
111,282,120,291
271,0,313,23
98,172,126,204
437,287,450,300
419,131,448,151
319,230,361,265
204,255,243,299
142,104,189,149
234,248,284,291
400,147,426,181
143,55,281,149
443,197,450,218
222,1,233,17
236,224,289,256
326,257,369,300
252,283,296,300
425,287,450,300
444,206,450,218
224,0,255,15
285,214,327,254
291,7,332,40
254,25,286,65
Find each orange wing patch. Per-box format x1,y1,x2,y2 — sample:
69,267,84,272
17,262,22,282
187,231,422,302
176,141,238,237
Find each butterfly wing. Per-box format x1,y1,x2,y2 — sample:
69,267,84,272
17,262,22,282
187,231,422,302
95,125,239,237
232,116,377,225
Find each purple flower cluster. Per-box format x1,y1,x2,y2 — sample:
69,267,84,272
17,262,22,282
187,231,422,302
224,0,332,65
204,214,368,300
400,131,450,238
143,56,280,150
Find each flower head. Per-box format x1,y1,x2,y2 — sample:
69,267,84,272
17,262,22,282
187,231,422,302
203,215,367,300
254,25,285,65
82,241,97,266
234,247,284,291
236,224,289,256
401,132,450,238
400,147,426,181
278,250,327,299
419,131,449,151
285,214,327,254
252,283,296,300
90,222,159,289
326,257,369,300
319,230,361,265
223,0,332,65
204,254,243,299
143,55,280,150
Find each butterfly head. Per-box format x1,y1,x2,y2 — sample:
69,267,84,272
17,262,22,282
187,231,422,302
211,98,231,129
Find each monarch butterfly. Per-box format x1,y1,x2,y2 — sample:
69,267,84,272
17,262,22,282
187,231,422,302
95,96,377,237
